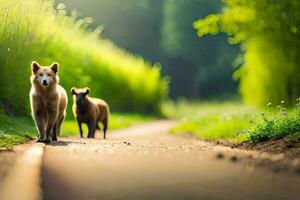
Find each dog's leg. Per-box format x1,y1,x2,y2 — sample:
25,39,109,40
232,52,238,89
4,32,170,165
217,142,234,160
52,121,58,142
56,115,65,138
77,120,83,138
87,120,96,138
102,118,108,139
44,106,58,143
32,105,46,142
35,118,46,142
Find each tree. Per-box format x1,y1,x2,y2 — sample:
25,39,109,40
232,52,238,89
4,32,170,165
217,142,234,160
195,0,300,106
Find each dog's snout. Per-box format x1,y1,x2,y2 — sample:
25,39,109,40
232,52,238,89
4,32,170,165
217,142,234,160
42,80,48,86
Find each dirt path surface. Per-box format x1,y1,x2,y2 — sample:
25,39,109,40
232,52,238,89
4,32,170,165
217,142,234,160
0,141,36,186
0,151,16,183
42,120,300,200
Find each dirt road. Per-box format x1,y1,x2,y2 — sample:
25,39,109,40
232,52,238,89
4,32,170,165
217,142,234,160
42,120,300,200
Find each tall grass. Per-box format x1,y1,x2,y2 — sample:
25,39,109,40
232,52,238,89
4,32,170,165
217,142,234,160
0,0,168,117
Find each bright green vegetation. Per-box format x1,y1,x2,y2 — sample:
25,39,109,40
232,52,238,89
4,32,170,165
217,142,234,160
249,102,300,143
164,100,300,143
61,113,154,137
195,0,300,107
0,112,152,149
163,100,258,142
0,0,167,117
0,112,36,149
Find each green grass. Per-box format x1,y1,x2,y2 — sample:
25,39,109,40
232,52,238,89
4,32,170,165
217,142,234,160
0,112,153,148
164,99,300,144
0,113,36,149
163,100,258,142
247,102,300,143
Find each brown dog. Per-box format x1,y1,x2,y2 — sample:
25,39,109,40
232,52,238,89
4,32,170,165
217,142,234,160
30,61,67,143
71,87,109,139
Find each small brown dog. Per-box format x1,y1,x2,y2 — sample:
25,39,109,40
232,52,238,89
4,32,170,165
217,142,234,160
30,61,68,143
71,87,109,139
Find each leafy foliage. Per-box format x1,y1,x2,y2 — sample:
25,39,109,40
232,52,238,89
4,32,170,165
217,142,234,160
0,0,167,116
194,0,300,107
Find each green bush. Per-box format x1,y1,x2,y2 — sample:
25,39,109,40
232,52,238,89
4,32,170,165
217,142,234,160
0,0,168,117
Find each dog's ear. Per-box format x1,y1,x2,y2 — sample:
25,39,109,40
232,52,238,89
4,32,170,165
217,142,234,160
31,61,40,74
85,87,90,95
51,62,59,74
71,87,77,95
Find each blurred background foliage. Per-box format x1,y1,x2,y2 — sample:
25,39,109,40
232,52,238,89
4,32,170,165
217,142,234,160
195,0,300,107
60,0,239,99
0,0,167,117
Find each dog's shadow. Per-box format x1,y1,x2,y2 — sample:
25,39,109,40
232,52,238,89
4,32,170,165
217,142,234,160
46,140,84,147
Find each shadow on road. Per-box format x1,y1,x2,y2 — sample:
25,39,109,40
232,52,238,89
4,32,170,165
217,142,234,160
47,140,84,147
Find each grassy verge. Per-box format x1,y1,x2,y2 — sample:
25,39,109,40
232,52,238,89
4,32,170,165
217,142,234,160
248,102,300,143
163,100,258,142
163,99,300,144
0,113,36,149
0,112,153,149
